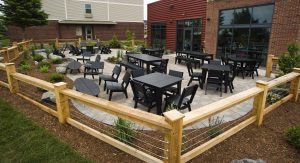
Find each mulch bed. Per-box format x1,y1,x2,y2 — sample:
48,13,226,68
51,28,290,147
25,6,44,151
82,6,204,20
1,57,300,162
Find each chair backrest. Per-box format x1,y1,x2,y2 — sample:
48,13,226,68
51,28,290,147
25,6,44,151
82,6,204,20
122,71,131,89
178,84,199,107
160,59,169,69
209,60,222,65
186,62,193,76
112,65,121,79
95,54,101,62
169,70,183,78
246,61,257,70
221,57,228,65
207,69,224,80
132,69,145,78
130,80,147,100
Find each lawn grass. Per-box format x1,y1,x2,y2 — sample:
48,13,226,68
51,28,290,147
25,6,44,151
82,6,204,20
0,98,92,163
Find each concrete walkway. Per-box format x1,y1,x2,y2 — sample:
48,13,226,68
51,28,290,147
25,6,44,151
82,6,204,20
65,49,272,129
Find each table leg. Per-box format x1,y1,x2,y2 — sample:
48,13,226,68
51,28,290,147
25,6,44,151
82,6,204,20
146,63,150,74
155,89,163,115
201,69,207,89
177,81,182,94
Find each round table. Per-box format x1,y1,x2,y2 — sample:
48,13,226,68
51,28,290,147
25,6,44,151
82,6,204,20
74,78,100,97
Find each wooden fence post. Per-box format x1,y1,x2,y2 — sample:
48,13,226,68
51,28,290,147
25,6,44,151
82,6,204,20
12,42,19,58
265,54,274,78
5,63,19,93
54,82,70,124
163,110,184,163
2,48,9,63
290,68,300,102
253,80,269,126
55,38,59,49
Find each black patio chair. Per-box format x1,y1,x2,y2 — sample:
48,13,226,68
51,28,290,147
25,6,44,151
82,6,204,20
152,59,169,74
131,68,145,78
99,65,121,90
164,70,184,96
187,62,202,86
205,70,224,97
245,61,257,79
164,84,198,112
254,59,262,76
106,71,131,101
69,45,81,56
130,80,156,112
84,61,104,79
86,54,101,65
228,69,236,91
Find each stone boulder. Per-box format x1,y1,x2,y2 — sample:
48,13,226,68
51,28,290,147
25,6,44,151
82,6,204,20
41,91,56,104
56,67,67,74
231,159,266,163
50,53,62,59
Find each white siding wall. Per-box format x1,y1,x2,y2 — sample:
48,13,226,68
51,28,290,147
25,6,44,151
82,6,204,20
41,0,66,20
41,0,143,22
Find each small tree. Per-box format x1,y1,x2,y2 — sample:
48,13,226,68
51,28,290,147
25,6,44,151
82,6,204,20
0,0,48,39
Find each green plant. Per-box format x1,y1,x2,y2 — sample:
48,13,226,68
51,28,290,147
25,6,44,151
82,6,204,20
33,54,44,62
109,34,121,48
51,58,62,64
49,73,64,83
106,56,119,64
266,92,281,104
208,116,224,138
278,42,300,74
20,62,31,71
45,47,51,59
288,41,300,57
116,50,124,62
126,30,133,41
285,125,300,150
164,49,172,55
39,65,49,73
22,48,31,60
165,104,179,112
114,118,135,145
38,61,51,69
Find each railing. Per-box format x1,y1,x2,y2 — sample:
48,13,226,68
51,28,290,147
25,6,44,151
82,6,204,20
33,38,79,48
266,54,279,77
0,62,299,163
0,40,32,63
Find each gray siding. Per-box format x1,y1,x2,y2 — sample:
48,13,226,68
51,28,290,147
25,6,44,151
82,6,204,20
42,0,66,20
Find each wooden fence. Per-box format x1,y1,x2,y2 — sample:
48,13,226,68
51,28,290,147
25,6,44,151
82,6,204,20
265,54,279,77
0,40,32,63
0,62,299,163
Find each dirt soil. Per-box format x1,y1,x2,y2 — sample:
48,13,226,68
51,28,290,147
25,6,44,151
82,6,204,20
1,58,300,162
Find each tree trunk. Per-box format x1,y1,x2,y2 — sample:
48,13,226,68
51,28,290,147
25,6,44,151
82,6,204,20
22,27,26,40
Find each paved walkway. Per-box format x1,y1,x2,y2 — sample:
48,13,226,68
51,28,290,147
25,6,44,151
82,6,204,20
65,49,272,129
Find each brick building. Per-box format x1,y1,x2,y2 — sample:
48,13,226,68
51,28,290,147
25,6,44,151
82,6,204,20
148,0,300,64
8,0,144,41
147,0,207,52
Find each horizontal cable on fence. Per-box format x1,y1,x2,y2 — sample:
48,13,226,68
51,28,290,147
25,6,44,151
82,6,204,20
70,110,168,160
181,114,251,153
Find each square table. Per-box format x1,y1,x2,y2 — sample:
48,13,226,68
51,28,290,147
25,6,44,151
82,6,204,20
144,48,161,55
126,54,163,73
133,73,182,115
201,64,232,93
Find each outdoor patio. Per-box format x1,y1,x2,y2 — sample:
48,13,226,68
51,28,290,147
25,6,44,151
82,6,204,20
64,49,272,128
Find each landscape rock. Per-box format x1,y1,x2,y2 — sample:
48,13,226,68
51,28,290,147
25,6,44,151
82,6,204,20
56,67,66,73
50,53,62,59
231,159,266,163
34,61,39,65
41,91,56,104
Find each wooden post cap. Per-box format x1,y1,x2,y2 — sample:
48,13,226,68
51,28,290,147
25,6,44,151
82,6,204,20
293,68,300,73
163,110,185,122
256,80,269,86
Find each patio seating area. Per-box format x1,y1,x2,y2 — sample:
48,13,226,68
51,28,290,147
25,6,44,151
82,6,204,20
63,48,270,127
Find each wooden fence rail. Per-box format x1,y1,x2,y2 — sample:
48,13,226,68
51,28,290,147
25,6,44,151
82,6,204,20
0,40,32,63
0,62,299,163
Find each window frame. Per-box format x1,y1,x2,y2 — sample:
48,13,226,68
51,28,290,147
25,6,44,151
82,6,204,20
85,4,92,14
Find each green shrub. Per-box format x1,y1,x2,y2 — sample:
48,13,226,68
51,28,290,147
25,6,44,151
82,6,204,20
38,61,51,69
109,34,121,48
114,118,135,145
45,48,51,59
288,41,300,57
20,63,31,71
266,92,281,104
1,38,10,47
39,65,49,73
51,58,62,64
208,116,224,138
107,56,119,64
126,30,133,41
33,54,44,62
278,42,300,74
49,73,64,83
285,125,300,150
22,48,31,60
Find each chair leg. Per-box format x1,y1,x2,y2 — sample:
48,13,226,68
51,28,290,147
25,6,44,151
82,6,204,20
187,103,192,112
106,89,109,94
124,90,128,98
109,91,113,101
256,70,259,76
147,105,152,112
134,100,138,108
99,79,102,85
188,78,193,86
205,83,208,95
104,82,107,90
220,84,222,97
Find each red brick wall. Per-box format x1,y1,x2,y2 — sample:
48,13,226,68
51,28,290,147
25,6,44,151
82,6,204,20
205,0,300,57
8,21,144,41
147,0,207,51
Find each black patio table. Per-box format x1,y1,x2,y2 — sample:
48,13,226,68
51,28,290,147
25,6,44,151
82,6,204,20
201,64,232,93
74,78,100,97
77,51,94,63
126,54,163,73
144,48,161,55
66,60,81,73
179,51,214,65
227,55,257,79
133,72,182,115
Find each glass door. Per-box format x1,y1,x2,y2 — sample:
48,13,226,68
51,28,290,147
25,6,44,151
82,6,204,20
183,29,192,51
85,26,93,40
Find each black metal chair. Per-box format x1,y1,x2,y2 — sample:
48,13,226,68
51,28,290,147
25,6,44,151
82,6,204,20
106,71,131,101
132,68,145,78
164,84,198,112
205,70,224,97
130,80,156,112
254,59,262,76
187,62,202,86
245,61,257,79
164,70,184,95
99,65,121,90
152,59,169,73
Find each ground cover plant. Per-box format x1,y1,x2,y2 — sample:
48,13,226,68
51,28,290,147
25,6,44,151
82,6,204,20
285,125,300,150
49,73,64,83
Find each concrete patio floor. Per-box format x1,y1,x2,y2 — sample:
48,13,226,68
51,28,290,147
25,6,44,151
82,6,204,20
65,49,273,129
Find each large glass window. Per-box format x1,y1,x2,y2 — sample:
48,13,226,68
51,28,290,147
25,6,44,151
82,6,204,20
151,23,166,48
177,19,202,51
217,4,274,65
